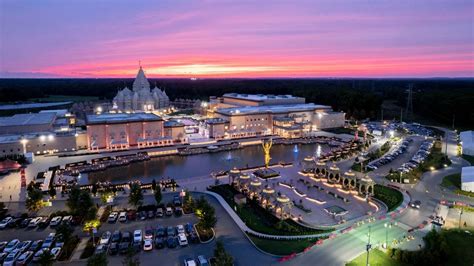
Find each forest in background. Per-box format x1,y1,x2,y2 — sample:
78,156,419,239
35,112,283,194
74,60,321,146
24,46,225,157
0,78,472,129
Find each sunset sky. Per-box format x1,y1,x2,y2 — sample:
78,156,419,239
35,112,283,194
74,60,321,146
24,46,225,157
0,0,473,78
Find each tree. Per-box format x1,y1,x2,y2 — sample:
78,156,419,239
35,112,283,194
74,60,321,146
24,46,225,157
48,186,56,199
56,223,74,244
26,183,44,212
67,186,97,220
122,246,140,266
91,184,98,196
151,179,157,192
128,183,143,208
38,250,54,266
200,203,217,230
154,188,162,205
213,240,233,266
87,252,108,266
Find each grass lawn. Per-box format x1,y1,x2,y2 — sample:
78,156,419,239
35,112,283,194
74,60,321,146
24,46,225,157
248,235,319,256
346,249,403,266
210,185,329,235
373,185,403,212
441,173,474,198
443,229,474,266
462,154,474,166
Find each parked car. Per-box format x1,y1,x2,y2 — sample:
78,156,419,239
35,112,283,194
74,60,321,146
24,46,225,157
109,242,119,255
111,230,122,243
155,226,166,237
28,217,42,228
154,236,165,249
166,236,178,248
28,240,43,252
178,233,188,246
156,208,164,217
188,232,199,243
108,212,118,223
119,212,127,223
143,239,153,251
100,231,112,245
167,226,176,237
165,207,173,216
95,244,107,255
50,216,62,227
3,249,21,266
20,218,32,228
18,240,32,252
38,216,51,228
147,210,155,219
185,223,194,234
51,247,62,260
8,217,23,228
0,217,13,229
119,231,132,254
139,211,147,220
173,195,182,206
62,216,73,225
0,253,7,265
196,255,210,266
183,258,197,266
0,241,7,251
133,229,143,243
127,210,137,221
42,232,56,249
32,248,49,262
4,239,20,253
144,228,154,239
175,207,183,216
177,224,185,234
15,250,34,266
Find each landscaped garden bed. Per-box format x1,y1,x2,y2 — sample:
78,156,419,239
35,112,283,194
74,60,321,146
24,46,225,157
248,235,321,256
195,223,214,242
209,184,330,235
373,185,403,212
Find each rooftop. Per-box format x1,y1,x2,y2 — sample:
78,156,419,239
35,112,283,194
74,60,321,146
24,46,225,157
223,93,304,102
164,120,185,127
0,113,56,127
87,113,162,125
215,103,332,116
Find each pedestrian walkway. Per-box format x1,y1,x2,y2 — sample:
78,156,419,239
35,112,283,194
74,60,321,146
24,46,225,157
69,237,89,261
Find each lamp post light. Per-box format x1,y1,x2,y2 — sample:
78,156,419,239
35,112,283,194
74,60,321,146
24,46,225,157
366,225,372,266
384,222,392,249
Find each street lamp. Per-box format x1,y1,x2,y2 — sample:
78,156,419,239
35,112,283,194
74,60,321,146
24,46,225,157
366,225,372,266
20,138,28,154
384,222,392,249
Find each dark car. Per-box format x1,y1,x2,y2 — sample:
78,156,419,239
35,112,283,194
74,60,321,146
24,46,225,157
154,236,165,249
410,200,421,209
173,195,182,206
20,218,32,228
139,211,147,221
119,232,132,254
111,230,122,243
166,236,178,248
188,232,199,243
147,210,155,219
155,226,166,237
0,241,7,252
127,210,136,221
8,218,23,228
174,207,183,216
38,217,51,228
28,240,43,252
132,241,141,252
109,242,119,255
166,226,176,237
185,223,193,234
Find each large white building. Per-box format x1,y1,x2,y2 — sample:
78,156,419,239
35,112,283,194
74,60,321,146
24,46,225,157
460,130,474,156
112,66,170,112
205,93,345,139
461,166,474,192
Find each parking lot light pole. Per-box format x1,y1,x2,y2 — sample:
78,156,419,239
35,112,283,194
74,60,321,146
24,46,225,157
366,225,372,266
384,222,392,249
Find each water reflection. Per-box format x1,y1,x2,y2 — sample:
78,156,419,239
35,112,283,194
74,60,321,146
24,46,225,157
85,143,329,184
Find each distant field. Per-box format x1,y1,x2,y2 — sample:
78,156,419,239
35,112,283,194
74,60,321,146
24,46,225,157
29,94,99,102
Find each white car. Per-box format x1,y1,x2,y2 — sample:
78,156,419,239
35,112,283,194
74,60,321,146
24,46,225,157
51,247,62,260
3,249,21,266
50,216,62,227
99,231,112,245
184,258,197,266
61,216,73,225
4,239,20,253
165,207,173,216
0,217,13,229
177,224,185,235
197,255,210,266
118,212,127,222
143,239,153,251
133,229,142,243
28,217,42,228
178,233,188,246
108,212,118,223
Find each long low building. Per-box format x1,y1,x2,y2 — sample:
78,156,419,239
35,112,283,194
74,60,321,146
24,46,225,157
86,113,186,150
460,130,474,156
461,166,474,192
206,93,345,139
